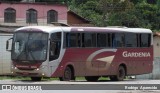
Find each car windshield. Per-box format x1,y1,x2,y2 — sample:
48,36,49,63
11,32,48,62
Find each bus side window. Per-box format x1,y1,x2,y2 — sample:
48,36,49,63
84,33,92,47
125,33,137,47
66,33,81,48
97,33,111,47
114,33,125,47
140,34,151,47
97,33,107,47
49,32,61,61
83,33,96,47
107,33,112,47
112,33,115,48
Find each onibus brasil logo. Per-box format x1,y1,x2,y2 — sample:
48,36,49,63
1,85,42,90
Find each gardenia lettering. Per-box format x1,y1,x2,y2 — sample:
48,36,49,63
123,51,151,57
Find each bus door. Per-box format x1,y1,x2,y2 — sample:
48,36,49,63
49,32,62,76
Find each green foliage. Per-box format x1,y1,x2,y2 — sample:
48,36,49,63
107,1,160,30
108,10,137,27
68,0,160,30
0,0,22,1
157,0,160,8
35,0,67,4
146,0,157,4
1,0,160,30
135,1,160,30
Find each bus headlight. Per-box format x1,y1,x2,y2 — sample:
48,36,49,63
36,68,40,71
14,67,17,70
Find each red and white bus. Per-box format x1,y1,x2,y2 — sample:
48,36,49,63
7,26,153,81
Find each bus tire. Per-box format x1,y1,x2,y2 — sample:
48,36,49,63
31,77,42,81
85,76,99,82
110,66,126,81
59,66,75,81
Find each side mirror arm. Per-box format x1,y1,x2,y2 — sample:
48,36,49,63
6,38,13,52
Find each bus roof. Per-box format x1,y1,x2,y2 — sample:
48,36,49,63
15,26,152,34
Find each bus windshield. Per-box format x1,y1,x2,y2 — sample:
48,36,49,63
11,32,48,62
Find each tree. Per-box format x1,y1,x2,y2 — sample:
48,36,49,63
0,0,22,1
35,0,67,3
157,0,160,8
147,0,157,4
130,0,141,4
135,1,160,30
97,0,133,26
108,0,160,30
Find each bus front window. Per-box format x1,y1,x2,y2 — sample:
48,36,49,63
12,32,48,62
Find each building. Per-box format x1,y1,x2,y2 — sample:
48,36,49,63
67,10,91,26
0,32,13,75
153,32,160,57
0,2,91,32
136,32,160,79
0,2,68,27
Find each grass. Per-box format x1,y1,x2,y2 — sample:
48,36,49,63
0,75,133,81
0,76,31,80
0,76,110,81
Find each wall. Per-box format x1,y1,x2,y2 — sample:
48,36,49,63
0,33,13,75
0,2,68,26
136,36,160,79
153,36,160,57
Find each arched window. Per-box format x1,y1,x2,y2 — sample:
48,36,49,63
4,8,16,23
26,9,37,23
47,10,58,24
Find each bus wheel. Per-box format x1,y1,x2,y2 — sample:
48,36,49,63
59,66,75,81
85,76,99,82
110,66,126,81
31,77,42,81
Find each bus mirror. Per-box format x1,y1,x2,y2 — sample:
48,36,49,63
6,38,12,52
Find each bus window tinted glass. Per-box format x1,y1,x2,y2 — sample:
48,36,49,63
125,33,137,47
141,34,151,47
113,33,125,47
83,33,96,47
97,33,111,47
66,33,81,47
97,34,106,47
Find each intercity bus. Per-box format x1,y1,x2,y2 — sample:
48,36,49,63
6,26,153,81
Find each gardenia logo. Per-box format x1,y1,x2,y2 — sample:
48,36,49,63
122,51,151,57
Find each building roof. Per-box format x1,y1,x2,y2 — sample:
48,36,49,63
0,25,21,33
154,32,160,37
0,1,67,6
68,10,91,23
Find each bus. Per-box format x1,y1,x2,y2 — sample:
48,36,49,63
6,26,153,81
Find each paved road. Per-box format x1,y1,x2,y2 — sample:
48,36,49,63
0,79,160,93
0,79,160,84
